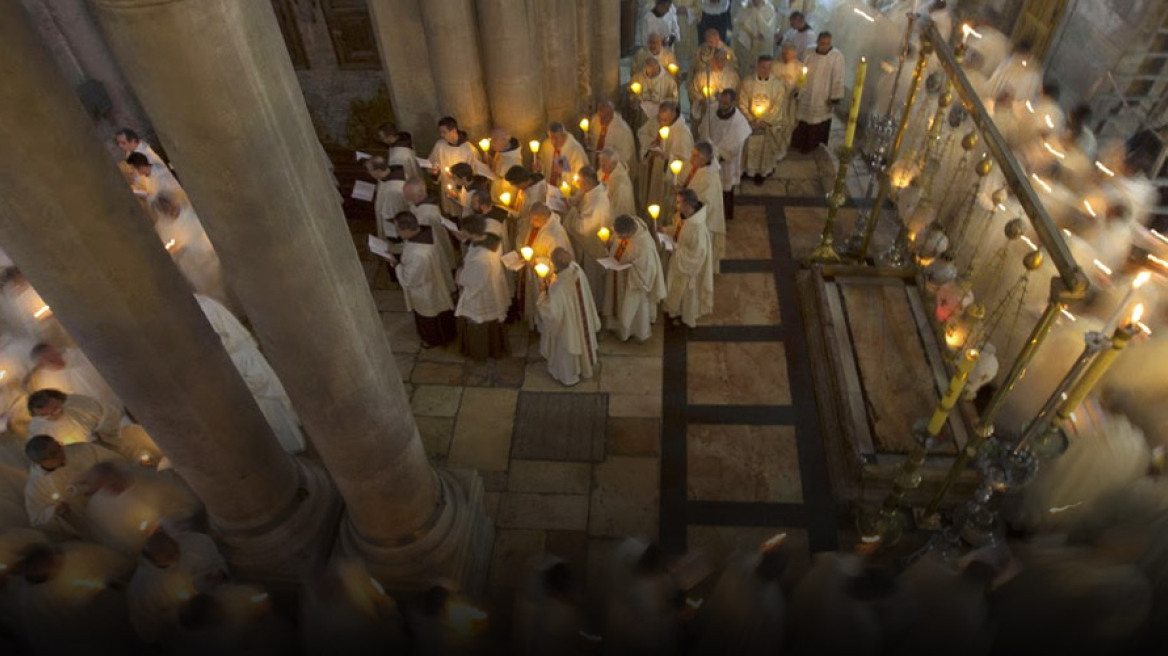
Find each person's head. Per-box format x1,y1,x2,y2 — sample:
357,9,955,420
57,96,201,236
376,122,398,146
505,165,534,189
25,434,64,471
789,11,806,30
817,31,833,52
143,528,181,569
658,100,680,126
756,55,774,79
530,203,552,228
394,131,413,150
462,214,488,239
647,32,664,54
471,189,493,213
30,343,64,370
598,147,621,173
548,122,568,149
614,214,638,239
438,116,460,144
752,0,765,6
27,388,67,420
403,178,427,204
450,162,475,186
490,127,512,152
18,544,60,585
711,49,729,71
781,44,797,63
115,128,141,155
704,28,721,47
597,100,616,125
551,247,573,272
151,194,182,220
678,188,701,217
718,88,737,111
126,152,151,176
577,166,600,192
367,159,390,181
694,142,714,167
78,461,130,496
394,211,422,240
644,57,662,78
653,0,672,12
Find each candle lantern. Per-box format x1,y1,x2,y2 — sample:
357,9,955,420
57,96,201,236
520,246,534,261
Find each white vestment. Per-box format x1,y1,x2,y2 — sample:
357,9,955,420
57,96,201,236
690,67,742,128
128,531,227,643
685,164,727,267
632,69,681,105
798,47,845,124
26,347,123,430
602,163,638,218
588,114,638,169
455,245,512,324
566,185,614,309
135,141,167,169
538,135,590,188
516,214,573,330
387,145,421,182
538,262,601,386
85,469,202,557
427,138,480,215
702,107,753,189
195,294,306,454
779,26,817,59
410,201,458,271
24,442,123,537
155,205,228,304
663,208,716,327
374,178,407,240
396,235,456,318
638,117,695,219
739,73,790,175
633,46,680,78
604,218,667,341
734,1,778,72
28,393,116,445
639,6,682,44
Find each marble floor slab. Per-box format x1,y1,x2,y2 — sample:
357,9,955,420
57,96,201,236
687,341,792,406
588,456,660,539
686,424,803,503
697,273,781,327
448,387,518,471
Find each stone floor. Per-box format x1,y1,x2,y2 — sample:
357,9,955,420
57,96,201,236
351,124,877,608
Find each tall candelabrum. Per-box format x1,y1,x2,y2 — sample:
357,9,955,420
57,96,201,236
807,58,868,264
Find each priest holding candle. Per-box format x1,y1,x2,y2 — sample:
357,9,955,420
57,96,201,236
566,167,614,309
23,434,124,539
740,55,790,183
791,32,845,154
586,101,637,170
663,189,716,327
633,33,680,82
537,248,601,387
515,203,573,330
639,102,695,227
681,143,728,271
605,215,667,342
700,90,752,223
536,123,589,189
428,116,481,216
599,148,638,218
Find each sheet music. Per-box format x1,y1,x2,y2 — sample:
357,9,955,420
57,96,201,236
500,251,527,272
597,257,632,271
351,180,376,202
657,231,677,252
367,234,396,262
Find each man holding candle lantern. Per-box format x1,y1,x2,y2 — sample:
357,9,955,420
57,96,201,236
515,203,573,330
791,31,844,154
639,101,694,226
537,248,601,387
740,55,790,183
566,167,614,309
662,189,715,327
536,123,589,190
681,143,728,271
605,215,667,342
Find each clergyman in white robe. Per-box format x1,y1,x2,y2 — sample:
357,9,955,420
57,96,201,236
740,58,791,177
663,193,716,327
537,127,590,189
682,149,728,270
394,217,458,349
515,206,574,330
605,215,667,342
153,197,229,306
538,254,601,387
23,438,124,538
701,93,752,219
128,529,228,644
587,102,638,169
566,173,615,309
427,122,480,216
734,0,778,75
792,37,845,153
195,295,306,454
82,463,202,558
600,149,638,218
455,223,512,360
638,103,695,223
27,344,124,432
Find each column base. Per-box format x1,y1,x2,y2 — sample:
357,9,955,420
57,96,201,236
213,457,343,586
340,468,495,596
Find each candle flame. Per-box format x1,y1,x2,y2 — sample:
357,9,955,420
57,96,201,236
1133,270,1152,289
702,85,713,97
164,239,177,251
529,140,541,154
139,520,149,532
648,204,661,219
139,452,151,463
667,63,679,75
630,81,643,94
1152,229,1168,245
997,203,1007,211
520,246,534,261
598,227,611,241
670,159,684,175
852,7,876,22
1062,229,1073,238
1148,254,1168,268
1139,321,1153,335
34,305,50,319
802,65,809,76
1025,100,1035,114
1030,173,1052,193
658,126,671,140
1020,235,1039,251
51,492,60,501
1095,161,1116,177
1044,114,1055,130
560,181,571,195
1043,142,1065,159
761,532,787,550
1083,199,1097,217
478,138,491,151
1049,502,1083,515
1060,308,1078,322
1093,259,1113,276
962,24,983,40
535,262,550,278
579,118,590,133
752,105,765,117
499,191,512,206
1132,303,1145,324
0,370,6,382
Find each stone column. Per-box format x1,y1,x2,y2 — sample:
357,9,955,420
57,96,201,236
575,0,594,110
592,0,623,104
417,0,491,139
536,0,578,125
89,0,491,591
0,1,337,581
368,0,441,154
477,0,546,142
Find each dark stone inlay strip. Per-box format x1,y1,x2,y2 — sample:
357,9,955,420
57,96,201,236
687,404,798,426
687,325,784,342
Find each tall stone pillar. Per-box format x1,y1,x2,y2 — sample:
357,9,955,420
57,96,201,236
89,0,491,591
417,0,491,139
575,0,594,110
477,0,546,142
369,0,441,154
0,1,337,581
536,0,579,125
592,0,623,103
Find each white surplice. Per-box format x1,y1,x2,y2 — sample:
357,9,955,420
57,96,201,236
128,531,227,643
663,207,715,327
797,46,845,125
587,113,638,168
410,201,458,271
374,178,407,241
387,145,421,182
633,46,680,79
684,163,727,267
27,394,115,446
779,26,817,60
26,347,123,431
631,68,681,105
85,469,202,558
734,1,778,72
566,185,614,309
603,218,667,342
702,107,753,189
455,244,512,324
195,295,306,454
516,213,573,330
396,234,455,318
24,441,123,537
427,137,480,215
537,262,601,386
602,162,638,218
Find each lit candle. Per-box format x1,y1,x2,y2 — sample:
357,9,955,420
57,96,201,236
658,125,670,141
560,181,571,197
1043,142,1065,159
701,85,712,98
34,305,51,319
667,62,679,76
799,65,808,85
139,452,152,466
630,81,642,95
1103,270,1152,333
1083,199,1097,217
1095,161,1116,177
752,104,765,118
597,226,611,242
852,7,875,22
478,137,491,152
843,57,868,149
670,159,684,183
520,246,534,261
500,191,512,207
164,239,177,251
529,140,541,154
534,262,550,278
579,118,590,133
648,204,661,220
761,533,787,550
51,492,60,501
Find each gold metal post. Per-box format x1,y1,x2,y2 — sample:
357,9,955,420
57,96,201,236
807,146,852,264
1055,324,1139,423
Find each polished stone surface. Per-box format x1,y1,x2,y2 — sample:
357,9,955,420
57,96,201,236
606,417,661,457
697,273,781,327
589,456,660,538
725,205,772,260
598,355,663,397
686,425,803,503
508,460,593,494
411,385,463,417
448,388,518,471
496,492,590,531
488,528,547,589
687,342,792,406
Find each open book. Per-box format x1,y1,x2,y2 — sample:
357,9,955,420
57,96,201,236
597,257,632,271
657,231,677,252
500,251,527,272
367,235,396,263
351,180,376,202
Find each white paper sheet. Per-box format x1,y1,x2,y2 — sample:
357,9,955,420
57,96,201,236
355,151,373,162
416,157,435,170
657,231,677,252
472,159,498,180
440,218,460,233
500,250,527,272
597,257,632,271
351,180,376,202
367,234,396,262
